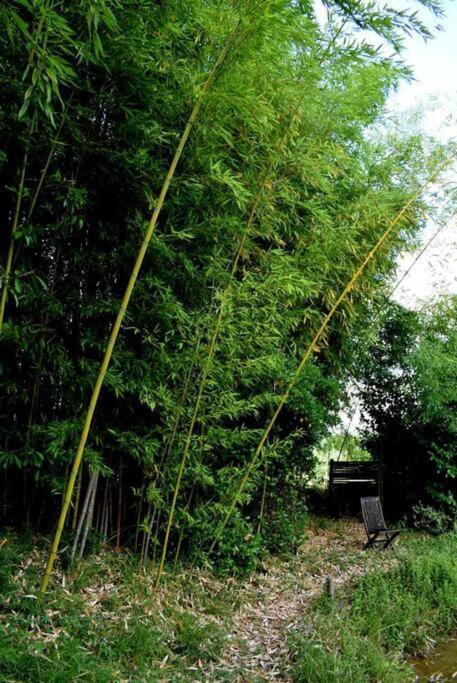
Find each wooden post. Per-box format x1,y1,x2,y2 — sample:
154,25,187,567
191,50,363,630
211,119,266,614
326,575,335,600
378,455,384,505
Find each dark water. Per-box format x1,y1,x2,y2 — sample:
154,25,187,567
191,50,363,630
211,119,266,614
410,638,457,681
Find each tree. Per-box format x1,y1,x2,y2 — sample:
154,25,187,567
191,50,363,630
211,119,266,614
356,298,457,520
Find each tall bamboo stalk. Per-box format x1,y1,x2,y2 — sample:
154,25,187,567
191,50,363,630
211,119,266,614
154,24,347,587
207,151,456,555
39,18,242,594
115,461,122,549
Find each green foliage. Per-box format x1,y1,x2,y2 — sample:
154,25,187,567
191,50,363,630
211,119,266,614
0,535,230,681
205,512,264,575
0,0,452,570
289,532,457,682
172,612,225,661
260,474,309,555
412,503,456,535
356,297,457,519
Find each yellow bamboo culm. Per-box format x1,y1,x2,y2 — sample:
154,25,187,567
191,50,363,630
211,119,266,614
153,25,348,587
207,150,456,555
153,171,267,587
39,19,242,595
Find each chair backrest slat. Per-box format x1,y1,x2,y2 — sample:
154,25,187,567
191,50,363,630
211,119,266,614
361,497,386,533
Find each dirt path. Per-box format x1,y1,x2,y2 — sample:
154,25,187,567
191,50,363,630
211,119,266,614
209,519,393,681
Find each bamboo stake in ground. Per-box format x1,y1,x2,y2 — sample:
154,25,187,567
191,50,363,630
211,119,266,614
207,151,456,555
39,19,242,594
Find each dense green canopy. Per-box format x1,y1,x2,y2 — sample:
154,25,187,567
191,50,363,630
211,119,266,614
0,0,451,574
357,297,457,522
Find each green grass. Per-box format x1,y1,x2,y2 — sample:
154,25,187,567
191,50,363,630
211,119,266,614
2,526,457,682
289,533,457,682
0,534,231,682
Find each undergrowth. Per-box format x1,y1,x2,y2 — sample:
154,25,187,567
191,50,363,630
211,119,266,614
1,525,457,681
0,534,233,682
289,533,457,682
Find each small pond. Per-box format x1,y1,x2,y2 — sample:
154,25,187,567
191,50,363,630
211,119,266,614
410,638,457,681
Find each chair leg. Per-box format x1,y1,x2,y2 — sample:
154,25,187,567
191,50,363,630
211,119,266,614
364,532,379,550
384,532,400,551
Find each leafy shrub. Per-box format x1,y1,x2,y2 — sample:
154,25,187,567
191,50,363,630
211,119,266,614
412,503,455,535
210,514,264,575
262,498,308,556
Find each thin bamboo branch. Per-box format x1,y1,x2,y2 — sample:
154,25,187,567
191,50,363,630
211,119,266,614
154,24,348,587
256,467,268,534
172,484,195,572
0,123,64,333
140,502,152,566
0,5,56,331
207,151,456,555
336,202,457,461
134,488,143,553
0,153,28,333
143,505,157,565
104,487,110,542
115,461,122,549
151,510,162,566
26,96,72,220
39,19,242,594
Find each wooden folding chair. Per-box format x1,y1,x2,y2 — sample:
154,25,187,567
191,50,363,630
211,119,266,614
361,497,400,550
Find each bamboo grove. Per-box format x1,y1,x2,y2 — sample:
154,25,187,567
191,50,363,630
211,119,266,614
0,0,453,588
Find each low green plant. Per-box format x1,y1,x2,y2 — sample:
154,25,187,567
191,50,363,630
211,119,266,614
173,611,225,661
0,532,238,681
289,533,457,682
208,513,264,575
412,503,455,535
262,490,308,556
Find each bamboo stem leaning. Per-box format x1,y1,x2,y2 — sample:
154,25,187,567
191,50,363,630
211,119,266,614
71,470,96,561
154,23,348,587
79,471,99,559
39,18,242,594
206,151,457,555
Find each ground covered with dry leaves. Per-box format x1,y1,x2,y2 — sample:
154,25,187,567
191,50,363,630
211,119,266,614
208,518,396,680
2,518,452,682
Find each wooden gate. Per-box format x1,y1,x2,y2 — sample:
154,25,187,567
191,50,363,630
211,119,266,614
328,459,382,517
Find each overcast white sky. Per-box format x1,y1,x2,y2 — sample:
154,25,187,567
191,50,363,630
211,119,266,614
388,0,457,308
